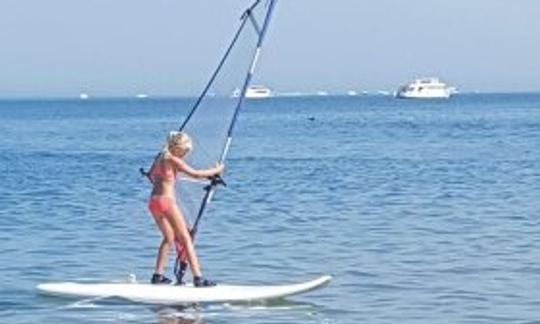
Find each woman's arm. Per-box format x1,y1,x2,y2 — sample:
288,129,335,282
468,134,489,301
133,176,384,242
169,155,224,179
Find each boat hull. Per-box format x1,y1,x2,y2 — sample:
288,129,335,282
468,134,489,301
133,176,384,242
396,90,451,99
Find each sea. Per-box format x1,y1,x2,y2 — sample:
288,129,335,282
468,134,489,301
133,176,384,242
1,93,540,323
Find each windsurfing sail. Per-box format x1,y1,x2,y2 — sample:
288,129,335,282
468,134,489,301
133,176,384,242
143,0,278,282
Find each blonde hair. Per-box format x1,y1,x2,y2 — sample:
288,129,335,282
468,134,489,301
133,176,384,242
163,131,192,155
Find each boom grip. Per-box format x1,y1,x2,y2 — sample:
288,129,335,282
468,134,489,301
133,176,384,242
208,174,227,187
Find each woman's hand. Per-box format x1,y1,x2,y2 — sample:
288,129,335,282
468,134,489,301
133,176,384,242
214,163,225,175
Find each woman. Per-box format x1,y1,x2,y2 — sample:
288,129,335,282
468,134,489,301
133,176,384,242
147,131,224,286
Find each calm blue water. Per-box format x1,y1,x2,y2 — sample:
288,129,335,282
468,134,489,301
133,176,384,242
1,94,540,323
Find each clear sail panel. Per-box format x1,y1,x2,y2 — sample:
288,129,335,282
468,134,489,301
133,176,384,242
176,0,272,225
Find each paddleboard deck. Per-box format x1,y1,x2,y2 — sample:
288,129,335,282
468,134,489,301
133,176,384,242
37,275,331,304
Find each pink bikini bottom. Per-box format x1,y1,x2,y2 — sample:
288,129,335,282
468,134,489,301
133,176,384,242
148,196,174,217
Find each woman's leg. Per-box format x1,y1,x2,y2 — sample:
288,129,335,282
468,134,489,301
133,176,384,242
164,204,202,277
153,215,175,275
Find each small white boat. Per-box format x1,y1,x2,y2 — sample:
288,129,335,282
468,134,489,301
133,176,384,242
347,90,358,96
79,93,89,100
232,85,273,99
396,78,453,99
278,91,304,97
136,93,148,99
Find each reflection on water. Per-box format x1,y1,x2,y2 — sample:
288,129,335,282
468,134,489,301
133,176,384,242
156,308,202,324
40,289,325,324
153,300,323,324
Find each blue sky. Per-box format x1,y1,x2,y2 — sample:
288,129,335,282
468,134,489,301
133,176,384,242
0,0,539,97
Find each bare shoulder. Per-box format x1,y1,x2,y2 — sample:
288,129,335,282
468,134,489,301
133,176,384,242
163,151,178,163
164,153,187,170
161,151,172,160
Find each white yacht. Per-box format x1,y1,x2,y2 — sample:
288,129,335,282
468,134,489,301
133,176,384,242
79,93,89,100
316,91,329,96
233,85,273,99
396,78,453,99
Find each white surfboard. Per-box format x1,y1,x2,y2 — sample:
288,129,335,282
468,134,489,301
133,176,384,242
37,275,331,304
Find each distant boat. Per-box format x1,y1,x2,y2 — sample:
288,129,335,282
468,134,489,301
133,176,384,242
347,90,358,96
79,93,89,100
278,92,304,97
232,85,273,99
136,94,148,99
396,78,453,99
316,91,328,96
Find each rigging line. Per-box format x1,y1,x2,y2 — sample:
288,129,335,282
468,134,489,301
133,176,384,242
248,10,262,35
243,0,264,17
178,9,250,132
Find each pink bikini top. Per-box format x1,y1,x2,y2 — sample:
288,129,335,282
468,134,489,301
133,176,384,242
150,157,176,182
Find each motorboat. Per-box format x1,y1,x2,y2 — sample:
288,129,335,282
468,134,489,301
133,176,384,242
396,78,453,99
232,85,273,99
